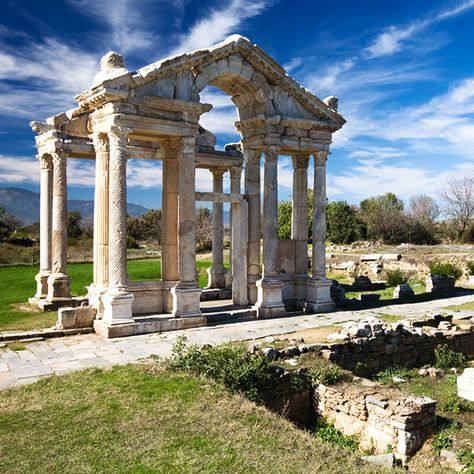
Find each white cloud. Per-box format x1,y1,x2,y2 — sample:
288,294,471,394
127,159,162,188
365,0,474,58
170,0,272,56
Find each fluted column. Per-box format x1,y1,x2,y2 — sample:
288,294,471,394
33,154,53,299
46,151,71,301
305,151,335,313
207,168,226,288
88,134,110,315
102,127,134,324
244,148,261,304
254,147,285,317
171,136,202,318
292,154,310,307
231,166,248,305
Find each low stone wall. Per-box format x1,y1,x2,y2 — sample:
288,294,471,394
322,319,474,376
315,382,436,462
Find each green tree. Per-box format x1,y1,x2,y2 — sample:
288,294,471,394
0,206,21,240
359,192,407,243
326,201,362,244
67,211,83,239
127,209,162,243
277,201,292,239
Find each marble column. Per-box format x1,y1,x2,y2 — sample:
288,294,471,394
207,168,226,288
244,148,261,304
171,136,202,317
254,147,285,317
292,154,310,307
88,134,110,315
305,151,335,313
102,127,134,324
161,140,179,311
231,167,248,305
33,154,53,299
46,151,71,301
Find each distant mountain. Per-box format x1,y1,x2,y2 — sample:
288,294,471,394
0,187,149,225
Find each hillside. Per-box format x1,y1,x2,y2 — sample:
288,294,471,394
0,187,148,225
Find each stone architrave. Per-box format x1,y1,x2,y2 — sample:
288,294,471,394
244,147,261,304
46,151,71,301
101,127,134,324
254,147,286,318
171,136,202,317
291,154,309,306
207,168,226,288
33,154,53,299
88,133,110,315
305,151,335,313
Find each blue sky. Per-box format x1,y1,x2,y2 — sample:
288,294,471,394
1,0,474,208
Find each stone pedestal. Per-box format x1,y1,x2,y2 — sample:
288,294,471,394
305,277,336,313
255,278,286,318
102,290,134,325
171,284,202,318
207,267,226,289
458,368,474,402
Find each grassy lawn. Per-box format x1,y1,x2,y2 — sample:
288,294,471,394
0,258,213,332
0,364,389,474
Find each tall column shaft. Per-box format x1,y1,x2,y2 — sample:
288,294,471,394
207,168,225,288
92,134,110,288
172,136,202,318
46,151,71,301
34,155,53,299
244,148,261,304
161,141,179,282
262,147,279,277
312,152,328,278
254,147,285,318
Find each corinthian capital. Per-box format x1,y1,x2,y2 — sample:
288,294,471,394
92,133,109,153
292,154,310,170
108,126,130,149
51,150,69,167
264,146,279,162
314,151,329,167
39,154,53,170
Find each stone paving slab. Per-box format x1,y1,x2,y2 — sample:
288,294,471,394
0,294,472,392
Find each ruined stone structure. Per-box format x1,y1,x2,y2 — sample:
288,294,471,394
28,35,345,337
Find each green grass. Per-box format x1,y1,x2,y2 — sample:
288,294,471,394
0,364,391,474
444,301,474,312
0,258,213,332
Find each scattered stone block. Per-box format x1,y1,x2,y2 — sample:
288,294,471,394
393,283,414,299
426,274,455,294
352,275,373,291
359,293,381,302
360,254,382,262
57,306,97,330
361,453,395,468
457,368,474,402
327,333,350,342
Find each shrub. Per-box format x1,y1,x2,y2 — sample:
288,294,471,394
314,418,358,451
165,337,281,402
467,261,474,275
442,394,474,413
310,363,346,385
127,236,140,249
457,449,474,471
385,269,406,287
434,345,467,370
432,431,452,454
429,261,463,281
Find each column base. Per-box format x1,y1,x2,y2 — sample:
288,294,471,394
33,270,51,299
162,280,178,313
305,277,336,314
102,289,134,325
47,272,71,301
247,274,260,305
171,283,202,318
225,270,233,290
253,277,286,318
206,267,226,289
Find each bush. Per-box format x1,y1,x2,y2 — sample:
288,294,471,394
385,269,406,287
467,261,474,275
127,236,140,249
457,449,474,471
374,367,413,385
165,337,281,402
432,431,452,454
429,261,463,281
314,418,358,451
442,394,474,413
310,363,346,385
434,345,467,370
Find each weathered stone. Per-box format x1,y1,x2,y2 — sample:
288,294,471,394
393,283,414,299
360,453,395,467
57,306,97,329
261,347,280,360
457,368,474,401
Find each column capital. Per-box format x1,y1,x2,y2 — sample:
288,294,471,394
230,166,242,180
39,154,53,170
210,167,226,180
51,150,69,167
292,154,310,170
263,146,279,162
161,139,181,159
314,151,329,167
91,133,109,153
108,126,131,148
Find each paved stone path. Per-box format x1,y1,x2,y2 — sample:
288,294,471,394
1,294,472,391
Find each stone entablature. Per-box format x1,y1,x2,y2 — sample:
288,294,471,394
28,35,345,337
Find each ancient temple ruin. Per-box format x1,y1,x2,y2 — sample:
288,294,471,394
28,35,345,337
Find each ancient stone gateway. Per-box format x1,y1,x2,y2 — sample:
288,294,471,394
28,35,345,337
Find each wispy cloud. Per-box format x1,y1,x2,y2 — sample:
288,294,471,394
170,0,272,56
365,0,474,58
